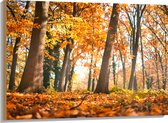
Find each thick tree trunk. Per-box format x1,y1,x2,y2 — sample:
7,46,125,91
95,4,120,93
112,55,116,86
67,63,75,92
17,2,49,93
92,78,95,92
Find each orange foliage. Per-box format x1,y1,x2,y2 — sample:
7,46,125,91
6,91,168,120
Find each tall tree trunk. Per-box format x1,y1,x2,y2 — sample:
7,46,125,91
8,1,30,91
128,5,146,90
154,49,160,89
95,4,120,93
17,1,49,93
58,43,71,92
54,44,60,90
43,31,54,88
158,53,166,90
119,51,126,89
163,58,167,90
133,74,138,91
87,53,93,91
112,55,116,86
64,58,71,91
43,48,52,88
58,2,77,92
67,63,75,92
146,64,153,89
8,38,20,90
92,78,95,92
140,30,146,90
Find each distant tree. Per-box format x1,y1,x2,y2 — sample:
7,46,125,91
128,5,146,90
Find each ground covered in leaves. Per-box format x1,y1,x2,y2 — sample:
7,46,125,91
6,89,168,120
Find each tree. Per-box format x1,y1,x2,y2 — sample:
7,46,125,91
95,4,120,93
8,1,30,91
53,44,61,90
17,1,49,93
58,2,77,92
128,5,146,90
43,31,53,88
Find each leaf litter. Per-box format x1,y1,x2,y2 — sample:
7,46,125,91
6,90,168,120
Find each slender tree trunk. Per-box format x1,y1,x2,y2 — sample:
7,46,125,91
133,74,138,91
140,31,146,90
163,58,167,90
64,58,71,91
158,53,166,90
43,48,52,88
17,1,49,93
58,2,77,92
8,38,20,90
119,51,126,89
87,53,93,91
8,1,30,91
154,49,160,89
43,32,53,88
128,5,146,90
58,43,71,92
95,4,120,93
54,44,60,90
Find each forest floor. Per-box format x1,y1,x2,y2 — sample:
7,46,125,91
6,89,168,120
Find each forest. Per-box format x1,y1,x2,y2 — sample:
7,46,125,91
6,1,168,119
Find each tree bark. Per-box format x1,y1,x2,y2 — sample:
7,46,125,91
87,53,93,91
140,30,146,90
8,1,30,91
158,53,167,90
8,38,20,90
128,5,146,90
58,43,71,92
92,78,95,92
119,51,126,89
67,63,75,92
43,48,52,88
17,1,49,93
95,4,120,93
112,55,116,86
64,58,71,91
54,44,60,90
58,2,77,92
154,49,161,89
163,58,167,90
